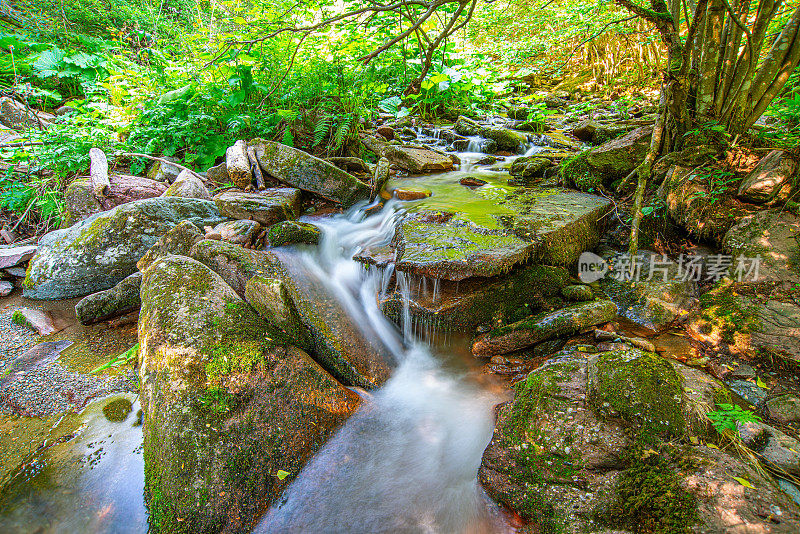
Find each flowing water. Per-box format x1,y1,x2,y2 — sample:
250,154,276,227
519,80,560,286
256,201,509,533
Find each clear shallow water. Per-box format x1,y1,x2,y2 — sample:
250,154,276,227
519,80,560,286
0,394,146,533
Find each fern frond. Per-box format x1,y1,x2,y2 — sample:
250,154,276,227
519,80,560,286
333,114,353,150
313,115,332,147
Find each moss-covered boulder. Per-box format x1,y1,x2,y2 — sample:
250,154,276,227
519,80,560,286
585,125,651,180
722,209,800,282
560,150,602,192
137,220,205,272
245,274,313,352
479,350,800,533
266,220,321,247
588,349,684,438
561,284,593,302
61,175,168,228
75,272,142,325
383,145,455,174
251,140,370,207
357,188,611,281
214,219,262,246
138,254,360,533
509,156,550,184
190,239,267,296
24,197,224,300
213,188,302,227
479,126,529,152
472,300,617,356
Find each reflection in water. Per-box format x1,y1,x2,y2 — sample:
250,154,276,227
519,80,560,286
0,395,146,533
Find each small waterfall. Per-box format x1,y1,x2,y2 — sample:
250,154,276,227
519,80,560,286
466,135,484,153
257,201,505,534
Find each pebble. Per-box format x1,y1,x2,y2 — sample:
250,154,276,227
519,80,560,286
0,281,12,296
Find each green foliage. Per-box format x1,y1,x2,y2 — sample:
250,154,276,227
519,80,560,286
90,343,139,374
688,168,739,206
706,403,762,434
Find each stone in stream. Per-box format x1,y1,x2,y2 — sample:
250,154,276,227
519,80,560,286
190,239,265,296
509,156,551,184
23,197,224,300
214,188,302,227
392,188,432,201
61,174,169,228
251,140,370,207
213,219,262,246
472,300,617,356
382,145,455,174
137,220,205,272
138,254,360,533
75,272,142,325
161,169,212,200
266,220,321,247
245,274,313,352
379,264,571,332
478,126,529,152
585,125,651,180
11,307,58,335
358,188,612,281
479,348,800,532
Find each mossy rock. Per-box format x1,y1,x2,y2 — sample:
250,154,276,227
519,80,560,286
585,126,651,181
137,220,204,272
479,126,529,152
588,349,685,439
560,151,602,192
266,220,321,247
213,188,302,227
75,272,142,325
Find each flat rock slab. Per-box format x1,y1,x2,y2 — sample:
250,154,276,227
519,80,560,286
13,307,58,335
24,197,224,300
384,145,455,173
358,187,611,281
214,188,302,226
252,140,370,207
0,245,37,269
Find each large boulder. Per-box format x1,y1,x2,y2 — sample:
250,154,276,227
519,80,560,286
722,209,800,282
585,126,651,181
658,165,754,243
737,150,797,204
162,170,212,200
383,145,455,174
251,140,370,207
0,97,54,130
213,188,302,227
62,175,168,228
138,255,360,533
23,197,224,300
472,300,617,356
479,349,800,533
357,188,612,281
137,220,205,272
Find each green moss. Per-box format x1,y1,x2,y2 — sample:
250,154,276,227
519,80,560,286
590,349,685,440
700,280,760,344
11,310,26,327
204,339,268,387
599,445,698,534
560,151,599,192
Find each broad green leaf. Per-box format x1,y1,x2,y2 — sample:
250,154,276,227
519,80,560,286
732,476,754,488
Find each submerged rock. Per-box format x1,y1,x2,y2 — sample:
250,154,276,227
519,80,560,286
214,188,302,227
75,272,142,325
472,300,617,356
251,140,370,207
138,254,359,533
24,197,224,300
358,188,611,281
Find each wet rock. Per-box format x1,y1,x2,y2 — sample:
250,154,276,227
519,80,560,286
766,395,800,424
722,209,800,282
478,126,528,152
0,244,37,269
454,116,480,136
190,239,266,296
251,140,370,207
561,284,593,302
459,177,487,187
376,126,395,140
657,165,753,243
586,126,651,180
263,249,396,389
75,272,142,325
737,150,797,204
393,188,431,200
245,274,313,351
103,397,133,422
509,156,550,184
62,175,168,228
737,421,800,476
213,188,302,227
359,188,611,281
266,220,321,247
12,307,57,335
383,145,455,174
24,197,223,300
0,280,12,296
0,97,54,130
371,157,390,201
380,264,571,331
137,220,205,272
472,300,617,356
161,169,211,200
138,254,359,533
598,249,697,330
213,219,261,246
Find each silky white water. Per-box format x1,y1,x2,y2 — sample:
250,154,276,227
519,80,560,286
256,201,507,533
